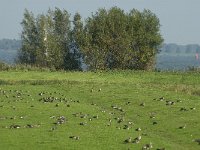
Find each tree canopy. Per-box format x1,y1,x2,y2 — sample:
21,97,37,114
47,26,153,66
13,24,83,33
18,8,81,70
18,7,163,71
75,7,163,70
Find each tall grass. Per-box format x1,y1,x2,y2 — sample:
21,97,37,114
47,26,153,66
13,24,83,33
0,62,56,72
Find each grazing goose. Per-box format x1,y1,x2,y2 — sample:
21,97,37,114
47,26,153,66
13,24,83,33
69,136,80,140
135,127,141,131
26,124,33,128
124,137,132,143
79,122,87,126
142,142,153,149
153,121,158,125
193,139,200,145
159,97,165,101
140,102,145,107
10,124,20,129
123,125,130,130
190,107,196,110
180,107,187,111
179,124,186,129
156,148,165,150
133,135,141,143
50,126,57,131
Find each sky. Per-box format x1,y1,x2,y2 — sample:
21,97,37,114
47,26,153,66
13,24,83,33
0,0,200,45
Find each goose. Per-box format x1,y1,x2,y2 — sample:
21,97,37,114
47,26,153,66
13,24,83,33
133,135,141,143
179,124,186,129
69,136,80,140
180,107,187,111
140,102,145,107
124,137,132,143
10,124,20,129
79,122,87,126
142,142,153,149
159,97,165,101
135,128,141,131
50,126,57,131
26,124,33,128
123,125,130,130
190,107,196,110
153,121,158,125
193,139,200,145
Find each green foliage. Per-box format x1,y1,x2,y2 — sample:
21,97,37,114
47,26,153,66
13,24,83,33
127,9,163,70
18,9,38,64
18,8,81,70
75,7,163,70
69,12,84,70
0,61,10,71
0,62,55,72
18,7,163,71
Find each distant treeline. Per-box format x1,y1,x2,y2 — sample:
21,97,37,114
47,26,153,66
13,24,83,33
1,42,200,71
0,39,21,50
161,43,200,54
1,40,199,55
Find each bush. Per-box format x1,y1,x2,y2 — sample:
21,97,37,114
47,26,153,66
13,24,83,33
0,62,53,72
0,61,10,71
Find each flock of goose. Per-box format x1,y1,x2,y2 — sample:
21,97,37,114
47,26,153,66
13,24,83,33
0,87,199,150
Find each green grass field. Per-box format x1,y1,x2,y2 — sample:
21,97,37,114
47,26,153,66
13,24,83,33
0,71,200,150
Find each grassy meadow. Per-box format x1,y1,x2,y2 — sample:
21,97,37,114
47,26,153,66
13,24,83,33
0,70,200,150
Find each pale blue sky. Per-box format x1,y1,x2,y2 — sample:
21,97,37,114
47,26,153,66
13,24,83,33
0,0,200,45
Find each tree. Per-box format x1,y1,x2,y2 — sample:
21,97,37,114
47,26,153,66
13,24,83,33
18,7,163,71
52,8,70,69
37,8,72,69
127,9,163,70
196,45,200,53
185,45,192,53
176,47,181,53
35,13,48,67
74,7,163,70
18,9,38,64
74,7,132,70
105,7,131,69
18,8,81,70
67,12,83,70
81,8,110,70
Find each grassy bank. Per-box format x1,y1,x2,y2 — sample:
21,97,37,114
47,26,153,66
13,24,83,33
0,71,199,150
